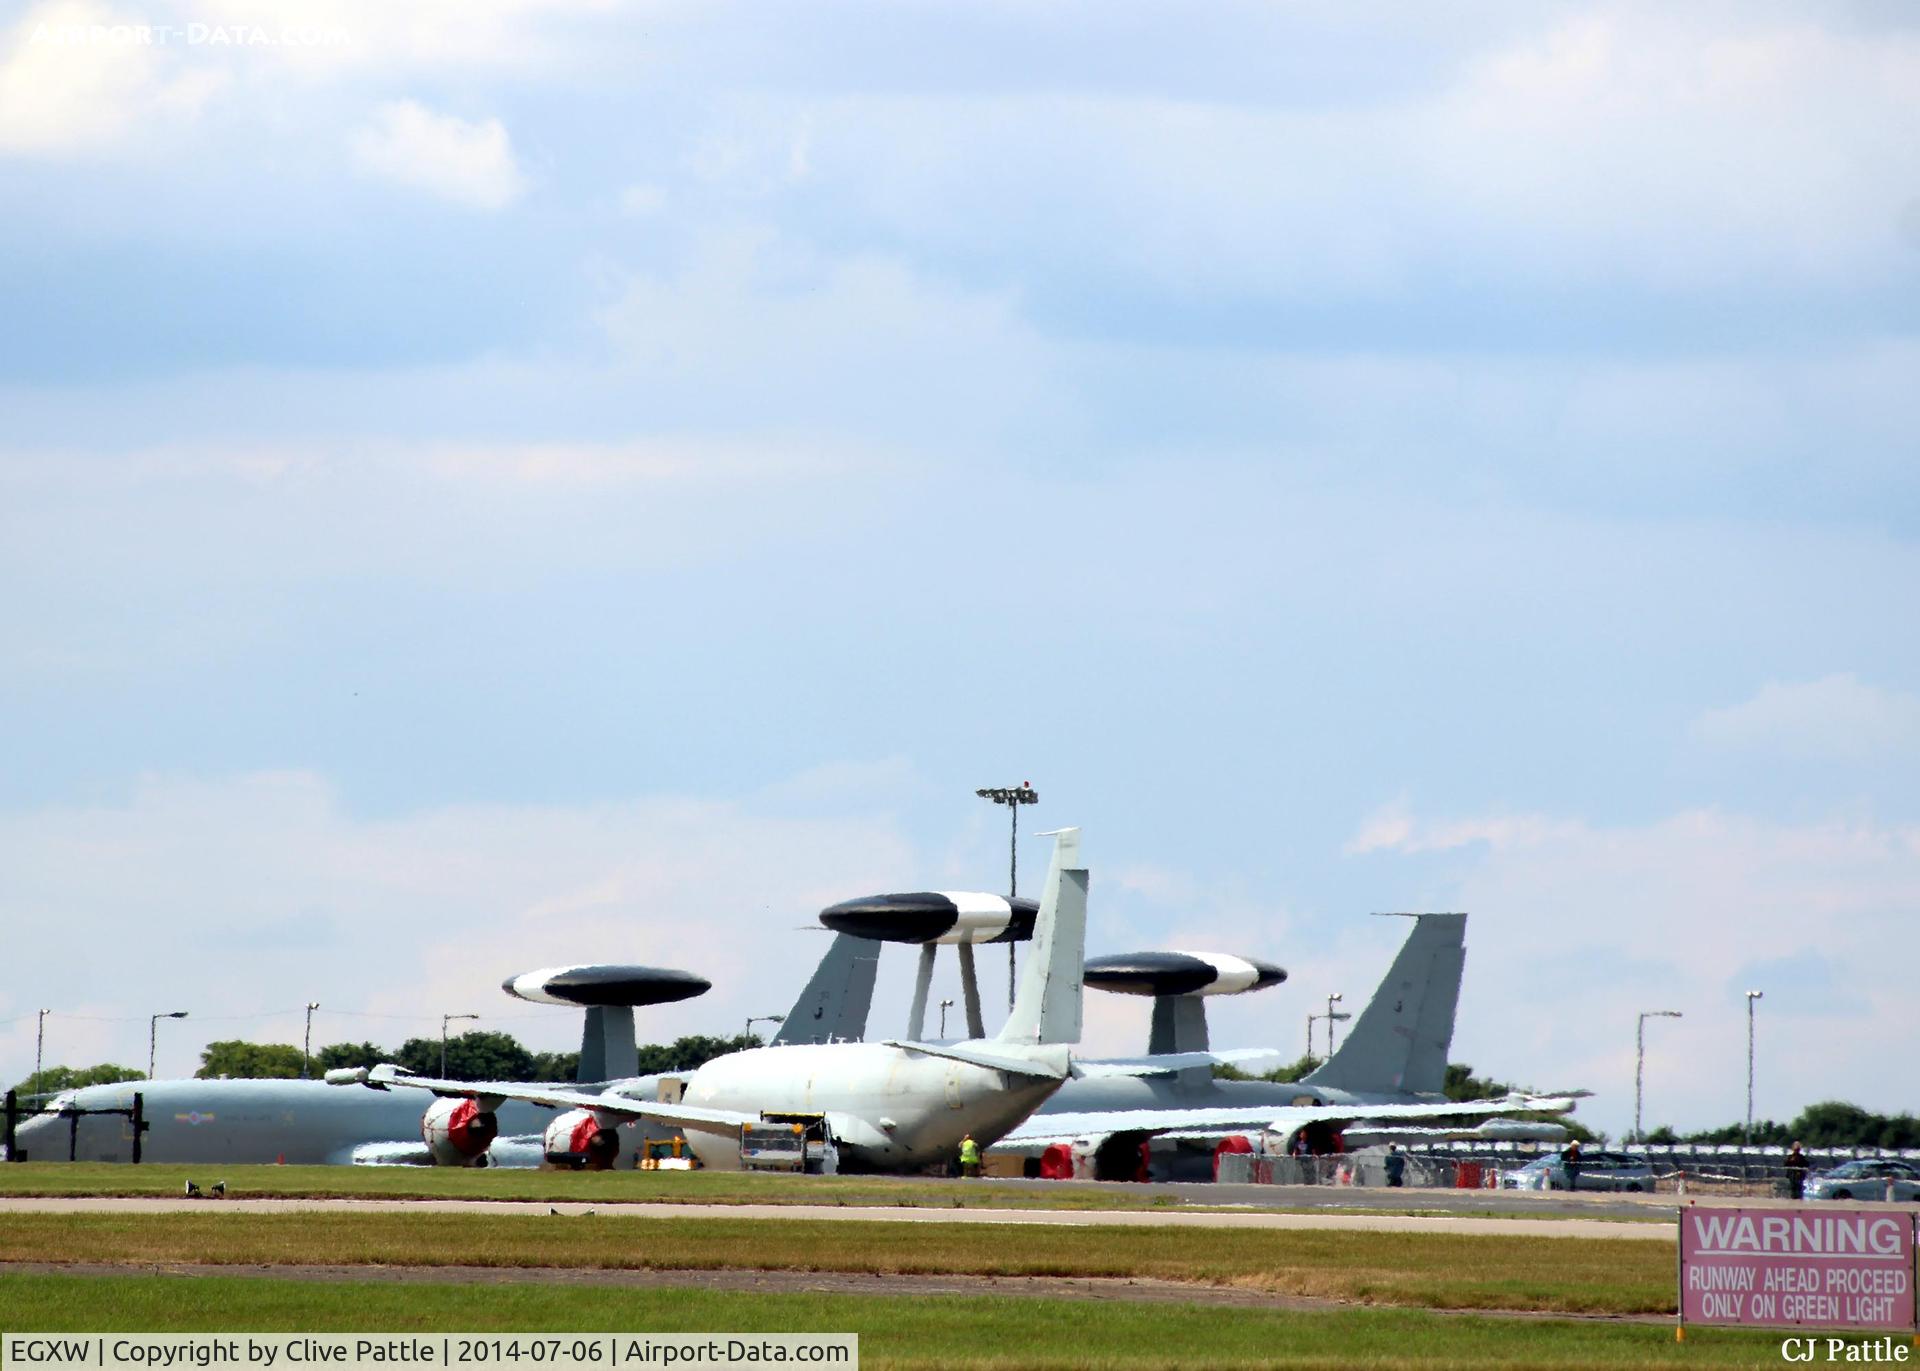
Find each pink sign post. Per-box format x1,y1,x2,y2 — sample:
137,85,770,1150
1680,1204,1917,1331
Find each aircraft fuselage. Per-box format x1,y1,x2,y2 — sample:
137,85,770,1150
676,1043,1063,1172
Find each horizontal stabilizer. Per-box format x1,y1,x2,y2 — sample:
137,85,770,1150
881,1040,1070,1080
1071,1048,1282,1079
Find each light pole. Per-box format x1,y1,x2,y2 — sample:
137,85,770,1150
1745,990,1764,1148
35,1008,49,1098
1308,1008,1350,1061
441,1013,479,1078
976,782,1038,1010
939,998,955,1038
1634,1009,1683,1142
745,1014,785,1043
303,1002,321,1079
148,1011,188,1080
1326,993,1345,1054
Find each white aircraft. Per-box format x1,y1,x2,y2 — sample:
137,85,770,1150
331,828,1091,1172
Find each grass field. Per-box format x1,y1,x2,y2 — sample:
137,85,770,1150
0,1213,1674,1314
0,1164,1173,1210
0,1272,1795,1370
0,1162,1669,1225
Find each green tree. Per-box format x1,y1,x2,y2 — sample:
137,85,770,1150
1648,1102,1920,1150
315,1042,389,1072
10,1063,146,1096
1443,1063,1511,1101
395,1031,536,1082
195,1041,305,1079
530,1050,579,1082
634,1033,761,1075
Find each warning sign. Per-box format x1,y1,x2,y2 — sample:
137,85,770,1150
1680,1205,1916,1330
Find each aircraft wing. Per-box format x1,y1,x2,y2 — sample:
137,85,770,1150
329,1065,757,1135
1000,1094,1578,1150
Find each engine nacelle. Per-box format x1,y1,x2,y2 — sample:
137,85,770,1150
421,1097,498,1167
544,1108,623,1170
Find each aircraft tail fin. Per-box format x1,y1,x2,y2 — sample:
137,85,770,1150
1302,913,1466,1097
995,828,1088,1046
577,1006,638,1084
772,932,881,1045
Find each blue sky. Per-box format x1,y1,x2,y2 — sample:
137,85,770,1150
1,0,1916,1138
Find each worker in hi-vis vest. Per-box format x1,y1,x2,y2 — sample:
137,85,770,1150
958,1134,982,1178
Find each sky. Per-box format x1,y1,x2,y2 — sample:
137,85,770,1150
1,0,1916,1141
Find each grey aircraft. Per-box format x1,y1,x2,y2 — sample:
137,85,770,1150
329,828,1091,1172
8,944,877,1166
999,912,1579,1178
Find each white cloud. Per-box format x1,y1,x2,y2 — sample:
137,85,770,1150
0,0,225,156
1694,675,1920,763
1343,802,1920,1137
0,770,920,1084
350,99,525,209
595,226,1059,436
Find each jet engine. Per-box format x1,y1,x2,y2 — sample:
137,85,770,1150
543,1108,622,1170
421,1097,498,1166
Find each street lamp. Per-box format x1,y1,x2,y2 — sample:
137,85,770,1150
939,998,955,1038
745,1014,785,1043
976,782,1039,1010
1326,993,1345,1054
34,1009,49,1098
1307,1008,1350,1061
148,1011,188,1080
1634,1009,1683,1143
303,1003,321,1079
441,1013,479,1078
1745,990,1764,1148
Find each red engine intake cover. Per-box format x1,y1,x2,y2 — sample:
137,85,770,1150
421,1096,497,1164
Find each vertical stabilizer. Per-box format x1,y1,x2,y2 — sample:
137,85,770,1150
772,933,881,1045
577,1006,638,1083
996,829,1088,1046
1302,913,1466,1097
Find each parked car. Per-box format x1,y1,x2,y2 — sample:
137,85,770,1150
1805,1160,1920,1202
1499,1151,1655,1192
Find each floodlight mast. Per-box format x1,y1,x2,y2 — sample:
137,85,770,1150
975,782,1038,1011
1634,1010,1683,1143
148,1011,188,1081
745,1014,785,1043
1745,990,1764,1147
303,1002,321,1079
441,1013,479,1078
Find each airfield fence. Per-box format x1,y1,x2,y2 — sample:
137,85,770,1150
1217,1141,1920,1192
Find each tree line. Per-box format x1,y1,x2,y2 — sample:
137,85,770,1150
9,1028,768,1095
1643,1102,1920,1151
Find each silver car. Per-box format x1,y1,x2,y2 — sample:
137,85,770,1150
1499,1150,1656,1192
1805,1159,1920,1202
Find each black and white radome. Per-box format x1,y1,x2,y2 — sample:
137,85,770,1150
1080,951,1288,998
818,891,1040,945
500,964,711,1008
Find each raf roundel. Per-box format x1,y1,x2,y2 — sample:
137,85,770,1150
818,891,1039,945
501,964,711,1008
1082,951,1288,998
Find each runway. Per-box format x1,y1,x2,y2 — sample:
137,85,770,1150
0,1195,1670,1240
